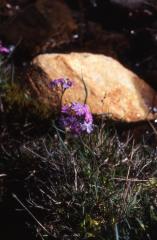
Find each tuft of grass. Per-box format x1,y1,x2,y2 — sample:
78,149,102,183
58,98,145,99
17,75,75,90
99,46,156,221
1,115,157,240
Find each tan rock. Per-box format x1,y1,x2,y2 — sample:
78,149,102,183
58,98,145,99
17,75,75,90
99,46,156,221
27,52,157,122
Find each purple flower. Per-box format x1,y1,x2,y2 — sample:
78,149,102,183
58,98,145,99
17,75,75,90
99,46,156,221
0,41,9,54
81,122,93,134
61,104,70,113
49,78,72,90
62,80,72,89
60,115,77,127
59,102,93,134
85,111,93,123
71,102,87,116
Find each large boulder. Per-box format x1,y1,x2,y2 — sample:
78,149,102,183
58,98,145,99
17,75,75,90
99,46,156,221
26,52,157,122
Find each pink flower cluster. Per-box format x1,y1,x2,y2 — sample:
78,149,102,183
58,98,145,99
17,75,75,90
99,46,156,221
60,102,93,134
49,78,72,90
49,78,94,134
0,41,9,54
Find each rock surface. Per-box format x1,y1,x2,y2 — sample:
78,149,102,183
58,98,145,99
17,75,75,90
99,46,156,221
27,52,157,122
0,0,76,54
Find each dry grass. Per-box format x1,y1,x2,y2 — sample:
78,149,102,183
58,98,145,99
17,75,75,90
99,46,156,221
1,111,157,239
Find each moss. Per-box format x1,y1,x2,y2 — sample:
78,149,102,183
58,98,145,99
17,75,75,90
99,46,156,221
4,82,54,118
